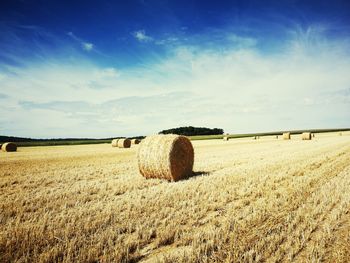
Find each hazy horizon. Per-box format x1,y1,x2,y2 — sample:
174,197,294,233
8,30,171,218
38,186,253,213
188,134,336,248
1,0,350,138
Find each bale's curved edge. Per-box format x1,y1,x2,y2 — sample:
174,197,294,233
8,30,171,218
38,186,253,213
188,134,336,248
137,134,194,181
131,139,141,144
283,132,291,140
169,136,194,181
118,139,131,148
302,132,312,140
2,142,17,152
111,139,119,147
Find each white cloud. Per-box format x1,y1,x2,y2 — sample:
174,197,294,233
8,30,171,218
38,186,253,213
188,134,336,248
96,67,119,78
226,33,257,47
68,31,95,52
155,37,179,45
0,92,9,99
133,30,153,42
82,42,94,51
1,26,350,138
0,73,6,81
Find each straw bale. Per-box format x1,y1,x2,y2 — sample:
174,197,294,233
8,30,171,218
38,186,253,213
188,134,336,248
137,134,194,181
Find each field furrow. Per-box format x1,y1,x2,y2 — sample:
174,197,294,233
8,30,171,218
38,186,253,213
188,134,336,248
0,132,349,262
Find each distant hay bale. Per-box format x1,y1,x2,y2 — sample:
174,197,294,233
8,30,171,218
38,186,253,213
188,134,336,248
302,132,312,140
312,133,315,138
276,135,279,139
283,132,291,140
137,134,194,181
131,139,141,144
223,136,229,141
339,132,342,136
117,138,131,148
2,142,17,152
111,139,119,147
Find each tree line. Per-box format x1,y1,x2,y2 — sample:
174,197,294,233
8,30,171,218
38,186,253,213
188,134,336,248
159,126,224,136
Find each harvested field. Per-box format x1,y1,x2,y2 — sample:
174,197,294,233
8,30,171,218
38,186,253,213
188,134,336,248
0,132,350,262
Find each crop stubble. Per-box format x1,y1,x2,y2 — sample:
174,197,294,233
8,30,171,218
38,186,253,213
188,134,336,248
0,132,349,262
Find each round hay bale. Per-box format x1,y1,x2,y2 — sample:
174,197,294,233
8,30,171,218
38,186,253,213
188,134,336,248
302,132,312,140
2,142,17,152
137,134,194,181
223,136,229,141
283,132,291,140
118,138,131,148
276,135,279,139
339,132,342,136
111,139,119,147
131,139,141,144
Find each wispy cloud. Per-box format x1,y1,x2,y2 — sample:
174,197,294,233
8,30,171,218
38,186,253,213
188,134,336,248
0,22,68,68
1,24,350,137
155,37,179,46
96,67,120,78
133,30,153,42
68,31,94,51
0,73,6,81
82,42,94,51
226,34,257,47
0,93,9,99
16,92,194,137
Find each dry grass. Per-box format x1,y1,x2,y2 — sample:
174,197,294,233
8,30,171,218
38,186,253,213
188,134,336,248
1,132,350,262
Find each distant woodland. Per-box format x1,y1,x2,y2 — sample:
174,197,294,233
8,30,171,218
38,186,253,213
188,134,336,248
159,126,224,136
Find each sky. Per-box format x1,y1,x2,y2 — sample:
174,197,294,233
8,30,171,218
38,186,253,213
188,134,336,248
0,0,350,138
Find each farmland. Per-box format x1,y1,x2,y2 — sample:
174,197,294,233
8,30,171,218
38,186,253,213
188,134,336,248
2,128,349,147
1,132,350,262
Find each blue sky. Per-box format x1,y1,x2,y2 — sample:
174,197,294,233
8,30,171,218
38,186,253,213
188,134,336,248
0,0,350,138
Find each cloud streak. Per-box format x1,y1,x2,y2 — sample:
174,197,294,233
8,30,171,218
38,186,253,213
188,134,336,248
68,31,94,52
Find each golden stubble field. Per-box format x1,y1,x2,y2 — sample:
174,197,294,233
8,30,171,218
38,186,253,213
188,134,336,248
1,132,350,263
